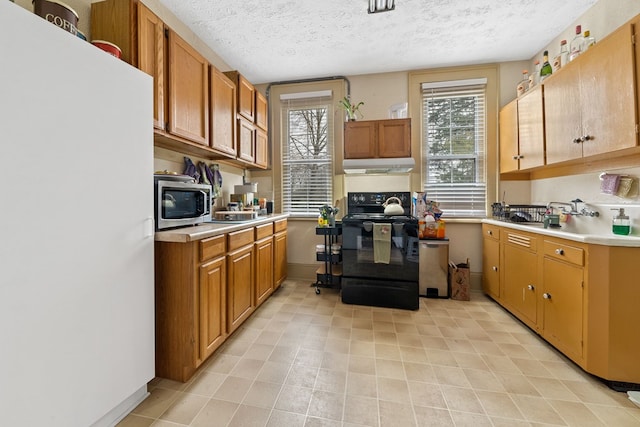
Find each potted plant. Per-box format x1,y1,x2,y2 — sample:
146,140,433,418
338,96,364,121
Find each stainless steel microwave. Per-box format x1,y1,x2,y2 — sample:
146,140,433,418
154,175,212,230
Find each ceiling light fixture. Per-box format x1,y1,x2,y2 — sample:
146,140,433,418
368,0,395,14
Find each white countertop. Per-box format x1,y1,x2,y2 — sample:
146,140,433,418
482,218,640,247
155,213,289,243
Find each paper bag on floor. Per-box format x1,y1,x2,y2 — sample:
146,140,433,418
448,259,470,301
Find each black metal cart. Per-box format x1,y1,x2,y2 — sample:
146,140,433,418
313,225,342,294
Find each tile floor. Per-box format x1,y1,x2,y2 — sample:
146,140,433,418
118,279,640,427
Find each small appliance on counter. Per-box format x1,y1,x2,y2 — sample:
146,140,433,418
213,210,258,221
154,173,212,230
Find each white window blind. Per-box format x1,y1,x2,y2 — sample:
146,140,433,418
280,92,334,216
422,79,487,217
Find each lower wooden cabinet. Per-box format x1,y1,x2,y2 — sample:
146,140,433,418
199,255,226,361
227,229,255,334
155,218,287,382
541,238,585,363
481,224,500,299
154,234,227,382
255,223,274,307
502,230,539,328
483,222,640,384
274,219,288,289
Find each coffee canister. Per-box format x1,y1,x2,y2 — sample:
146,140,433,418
33,0,79,36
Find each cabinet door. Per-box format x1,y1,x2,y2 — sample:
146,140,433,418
210,67,237,157
227,245,254,334
167,30,209,145
255,237,274,307
543,62,583,165
255,128,268,169
580,24,637,157
503,242,538,326
199,256,226,362
542,257,584,362
274,230,287,289
137,3,165,131
499,99,519,173
517,86,545,170
344,121,376,158
482,236,500,299
238,117,256,163
255,91,268,131
237,74,256,122
378,119,411,157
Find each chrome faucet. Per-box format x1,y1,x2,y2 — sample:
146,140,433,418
547,199,599,217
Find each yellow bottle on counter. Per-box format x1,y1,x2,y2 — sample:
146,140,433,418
436,219,445,239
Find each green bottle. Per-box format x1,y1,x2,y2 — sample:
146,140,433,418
540,50,553,82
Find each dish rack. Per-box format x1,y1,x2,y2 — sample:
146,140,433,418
491,203,547,223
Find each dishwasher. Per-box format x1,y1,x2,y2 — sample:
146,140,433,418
418,239,449,298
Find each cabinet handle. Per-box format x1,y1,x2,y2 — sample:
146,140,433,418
492,266,498,271
572,138,581,144
581,135,592,142
543,293,551,299
487,230,493,236
555,248,564,255
527,284,535,291
513,155,519,160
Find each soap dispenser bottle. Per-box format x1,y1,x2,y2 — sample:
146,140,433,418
612,208,631,235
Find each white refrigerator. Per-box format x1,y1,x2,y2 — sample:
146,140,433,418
0,3,155,426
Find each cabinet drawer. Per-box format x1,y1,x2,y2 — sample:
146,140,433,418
504,231,537,252
543,240,584,266
274,219,287,233
228,228,255,251
482,223,501,241
200,235,226,262
255,223,273,240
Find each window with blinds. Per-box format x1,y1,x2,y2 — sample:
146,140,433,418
280,91,334,216
422,79,487,217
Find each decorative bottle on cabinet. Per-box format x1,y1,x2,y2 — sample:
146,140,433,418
553,40,568,72
569,25,585,62
540,51,553,82
584,30,596,50
516,69,529,97
529,60,540,89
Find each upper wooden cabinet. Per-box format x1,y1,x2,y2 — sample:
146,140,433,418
224,71,256,122
210,66,237,157
224,71,269,169
498,99,519,173
517,86,546,170
499,87,545,173
92,0,210,146
255,91,268,131
167,30,209,145
91,0,165,130
544,23,637,165
255,128,269,169
344,118,411,159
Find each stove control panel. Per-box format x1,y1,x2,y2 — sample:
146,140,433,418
347,192,411,207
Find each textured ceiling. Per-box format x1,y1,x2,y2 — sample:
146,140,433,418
157,0,598,84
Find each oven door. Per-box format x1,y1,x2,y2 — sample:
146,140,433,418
342,221,419,282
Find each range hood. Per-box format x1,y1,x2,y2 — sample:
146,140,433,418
343,157,415,174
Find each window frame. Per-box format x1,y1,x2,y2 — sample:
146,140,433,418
408,65,498,220
422,80,488,218
266,80,346,218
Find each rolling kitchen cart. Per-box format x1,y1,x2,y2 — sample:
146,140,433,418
313,225,342,294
